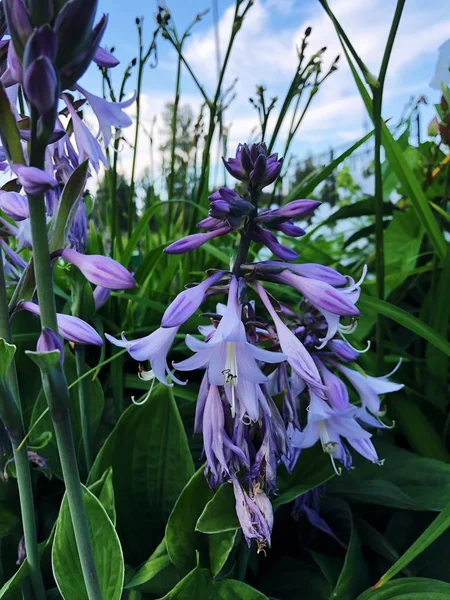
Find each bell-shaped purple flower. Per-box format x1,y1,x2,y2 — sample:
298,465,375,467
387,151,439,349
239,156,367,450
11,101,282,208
76,84,135,147
62,94,107,173
315,357,349,411
37,327,64,364
21,301,103,346
13,164,58,195
232,476,273,549
59,248,136,290
164,226,231,255
0,191,29,221
93,47,120,68
105,326,183,386
161,271,224,328
336,362,403,416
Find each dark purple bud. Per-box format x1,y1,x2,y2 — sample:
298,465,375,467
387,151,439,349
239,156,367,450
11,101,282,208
164,226,231,255
60,248,136,290
210,199,230,215
252,225,298,261
222,156,247,182
13,164,58,195
24,25,58,62
23,56,58,114
274,221,305,237
284,263,347,286
94,46,120,68
240,145,253,173
0,191,29,220
54,0,99,66
4,0,32,56
197,215,223,230
37,327,64,364
7,40,23,82
93,286,111,310
251,153,267,183
257,199,320,223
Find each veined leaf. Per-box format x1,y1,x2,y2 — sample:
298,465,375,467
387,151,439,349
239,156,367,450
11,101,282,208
357,578,450,599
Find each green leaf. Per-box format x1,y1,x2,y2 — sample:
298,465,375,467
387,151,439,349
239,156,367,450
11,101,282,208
0,82,25,164
208,530,238,577
285,130,374,202
274,443,335,507
0,339,16,381
88,467,116,525
355,518,411,576
125,538,181,595
216,578,269,599
329,479,417,510
0,538,49,599
328,442,450,511
357,578,450,599
358,295,450,356
322,499,369,600
88,385,194,565
196,483,239,534
374,501,450,588
166,467,214,570
52,485,124,600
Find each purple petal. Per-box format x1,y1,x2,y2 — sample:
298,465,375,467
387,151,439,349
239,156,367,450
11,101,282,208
94,46,120,68
13,164,58,195
164,226,231,255
61,248,136,290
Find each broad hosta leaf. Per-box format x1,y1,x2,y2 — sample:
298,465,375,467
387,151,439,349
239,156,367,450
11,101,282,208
329,479,418,510
374,501,450,588
88,467,116,525
125,539,181,596
274,443,335,507
88,385,194,565
328,442,450,511
259,557,331,600
208,530,238,577
0,82,24,164
0,504,19,537
357,578,450,599
166,467,214,570
157,565,269,600
196,483,239,534
383,209,422,292
52,486,124,600
355,518,410,576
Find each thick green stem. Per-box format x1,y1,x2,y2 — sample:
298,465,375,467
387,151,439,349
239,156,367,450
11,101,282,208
27,141,102,599
0,252,46,600
74,346,92,474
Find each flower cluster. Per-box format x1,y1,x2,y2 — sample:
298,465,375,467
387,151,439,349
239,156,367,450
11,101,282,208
0,0,136,351
108,141,403,551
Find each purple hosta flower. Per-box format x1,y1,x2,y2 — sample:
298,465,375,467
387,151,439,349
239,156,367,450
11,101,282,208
37,327,64,364
232,476,273,551
93,46,120,68
201,384,249,487
76,84,135,147
5,40,23,84
13,164,58,195
260,261,347,287
252,225,298,261
173,276,286,420
335,362,403,416
223,143,283,189
59,248,136,290
328,339,361,362
165,226,232,255
21,301,103,346
256,200,320,225
0,191,29,220
208,188,254,228
252,406,288,492
62,94,107,173
93,286,111,311
315,357,349,412
292,391,381,474
1,238,27,271
3,0,32,54
256,282,324,391
106,326,182,386
67,199,87,252
292,486,343,546
161,271,224,328
270,267,364,348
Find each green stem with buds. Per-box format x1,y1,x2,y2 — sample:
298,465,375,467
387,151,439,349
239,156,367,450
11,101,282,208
27,127,102,599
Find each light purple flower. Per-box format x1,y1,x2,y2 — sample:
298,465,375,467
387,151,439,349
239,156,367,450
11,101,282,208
173,277,285,420
62,94,107,172
256,199,320,223
21,301,103,346
315,357,349,411
336,362,403,416
93,286,111,311
328,339,360,361
164,226,232,255
105,326,183,386
161,271,224,328
13,164,58,195
93,46,120,68
232,476,272,549
0,191,29,220
59,248,136,290
76,84,135,146
292,392,380,473
256,282,324,390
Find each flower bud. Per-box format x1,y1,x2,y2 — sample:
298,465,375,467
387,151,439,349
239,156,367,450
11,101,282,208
0,191,29,220
60,248,136,290
93,46,119,68
54,0,99,66
4,0,32,57
37,327,64,364
13,164,58,195
23,55,58,114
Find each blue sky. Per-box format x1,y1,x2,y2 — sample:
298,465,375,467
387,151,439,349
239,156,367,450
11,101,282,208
81,0,450,180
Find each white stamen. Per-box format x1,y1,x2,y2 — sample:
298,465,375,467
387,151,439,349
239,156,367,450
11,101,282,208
223,342,238,417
